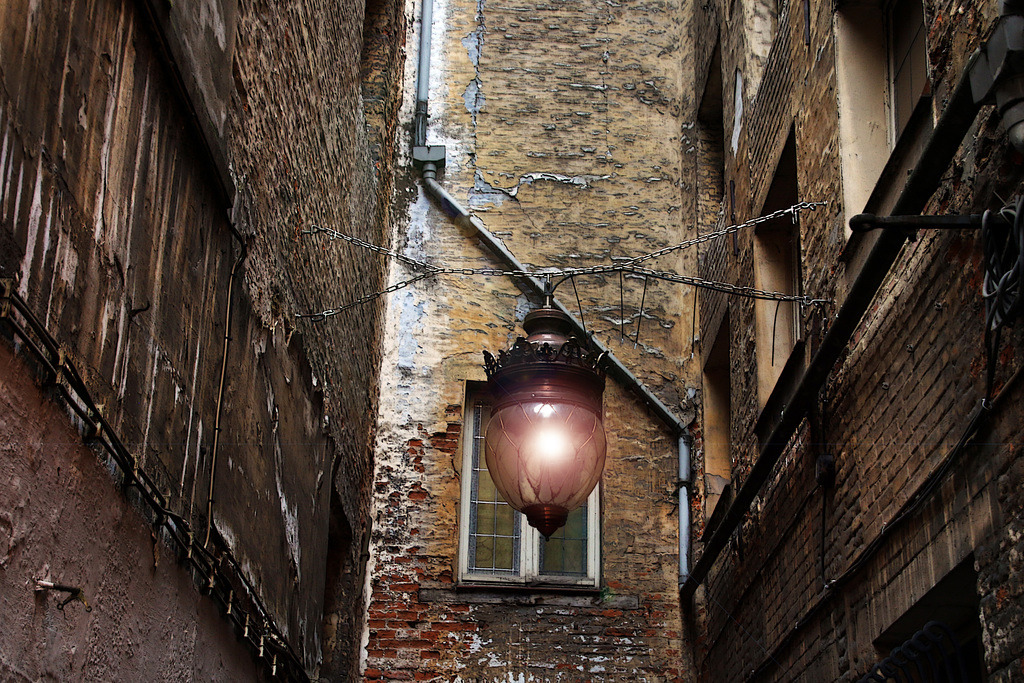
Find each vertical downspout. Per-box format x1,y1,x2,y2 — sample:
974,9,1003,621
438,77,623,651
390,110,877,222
678,432,692,584
413,0,434,149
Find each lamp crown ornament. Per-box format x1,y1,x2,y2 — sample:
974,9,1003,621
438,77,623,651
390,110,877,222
482,301,607,538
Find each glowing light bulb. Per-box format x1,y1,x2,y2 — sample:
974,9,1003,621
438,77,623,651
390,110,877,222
534,403,557,418
531,426,572,462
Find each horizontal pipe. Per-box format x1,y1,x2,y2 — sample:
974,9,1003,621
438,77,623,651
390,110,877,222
681,49,982,601
421,176,689,437
849,213,983,233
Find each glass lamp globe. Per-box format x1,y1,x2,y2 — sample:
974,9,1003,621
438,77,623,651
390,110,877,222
483,305,607,537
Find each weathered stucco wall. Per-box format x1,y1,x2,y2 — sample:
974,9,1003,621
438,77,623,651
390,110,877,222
364,0,699,677
1,0,404,680
0,343,261,682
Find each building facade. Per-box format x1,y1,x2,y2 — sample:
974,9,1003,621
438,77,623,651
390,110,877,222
0,0,403,680
688,0,1024,681
362,0,701,679
4,0,1024,681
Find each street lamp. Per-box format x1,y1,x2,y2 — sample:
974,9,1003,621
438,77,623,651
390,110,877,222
483,300,607,537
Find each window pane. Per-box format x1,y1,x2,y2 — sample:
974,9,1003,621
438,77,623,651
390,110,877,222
467,400,521,575
888,0,927,141
539,504,588,576
477,502,496,535
495,504,515,537
494,535,514,569
478,470,498,502
477,535,494,568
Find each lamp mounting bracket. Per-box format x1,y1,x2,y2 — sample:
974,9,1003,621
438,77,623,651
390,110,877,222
849,213,985,236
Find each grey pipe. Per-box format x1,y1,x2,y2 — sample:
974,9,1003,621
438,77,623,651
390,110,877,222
204,245,247,549
678,433,692,582
413,0,434,147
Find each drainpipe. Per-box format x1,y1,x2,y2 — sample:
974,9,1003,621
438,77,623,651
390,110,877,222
680,44,984,602
413,0,433,148
678,432,692,583
412,0,446,170
204,245,248,549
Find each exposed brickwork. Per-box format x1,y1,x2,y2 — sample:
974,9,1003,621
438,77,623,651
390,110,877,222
368,0,699,675
1,0,404,679
691,1,1024,682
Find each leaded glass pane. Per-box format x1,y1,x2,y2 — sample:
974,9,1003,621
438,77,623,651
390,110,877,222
539,503,588,576
467,400,521,575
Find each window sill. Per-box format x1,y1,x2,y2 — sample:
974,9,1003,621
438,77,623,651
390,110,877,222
421,584,638,608
457,581,600,594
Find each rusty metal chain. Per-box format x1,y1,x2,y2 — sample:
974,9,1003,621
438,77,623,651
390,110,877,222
299,201,831,319
302,225,439,272
296,272,436,322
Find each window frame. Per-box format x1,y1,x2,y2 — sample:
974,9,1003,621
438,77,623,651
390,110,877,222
457,386,601,588
884,0,929,147
752,131,803,407
834,0,931,237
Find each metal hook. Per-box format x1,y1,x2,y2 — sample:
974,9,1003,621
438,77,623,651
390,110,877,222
36,579,92,613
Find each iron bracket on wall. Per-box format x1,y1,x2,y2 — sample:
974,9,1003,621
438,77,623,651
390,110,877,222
849,213,984,235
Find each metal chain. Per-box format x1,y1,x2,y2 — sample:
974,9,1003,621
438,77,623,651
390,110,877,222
298,201,831,319
303,225,439,272
296,272,436,322
620,201,827,268
627,266,830,306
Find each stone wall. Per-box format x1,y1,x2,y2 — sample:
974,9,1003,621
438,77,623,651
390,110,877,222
363,0,701,677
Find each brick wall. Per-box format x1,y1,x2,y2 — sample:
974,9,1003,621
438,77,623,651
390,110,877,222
365,0,700,676
690,0,1024,681
0,0,404,679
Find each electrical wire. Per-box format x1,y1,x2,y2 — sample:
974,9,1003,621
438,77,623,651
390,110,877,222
982,197,1024,400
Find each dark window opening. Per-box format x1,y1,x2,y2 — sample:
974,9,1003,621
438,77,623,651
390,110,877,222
702,312,732,522
862,557,985,682
321,485,354,677
697,43,726,234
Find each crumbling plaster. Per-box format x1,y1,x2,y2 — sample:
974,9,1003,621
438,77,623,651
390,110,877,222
365,0,700,676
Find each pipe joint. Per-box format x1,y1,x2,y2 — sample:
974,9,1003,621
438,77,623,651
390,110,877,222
413,144,446,171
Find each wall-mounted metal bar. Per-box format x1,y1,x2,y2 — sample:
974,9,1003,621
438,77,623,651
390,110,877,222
849,213,984,233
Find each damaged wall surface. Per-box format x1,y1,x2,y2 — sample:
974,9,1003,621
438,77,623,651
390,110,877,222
364,0,700,678
0,0,404,680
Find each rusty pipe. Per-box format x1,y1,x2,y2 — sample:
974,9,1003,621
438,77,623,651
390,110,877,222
204,245,247,549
